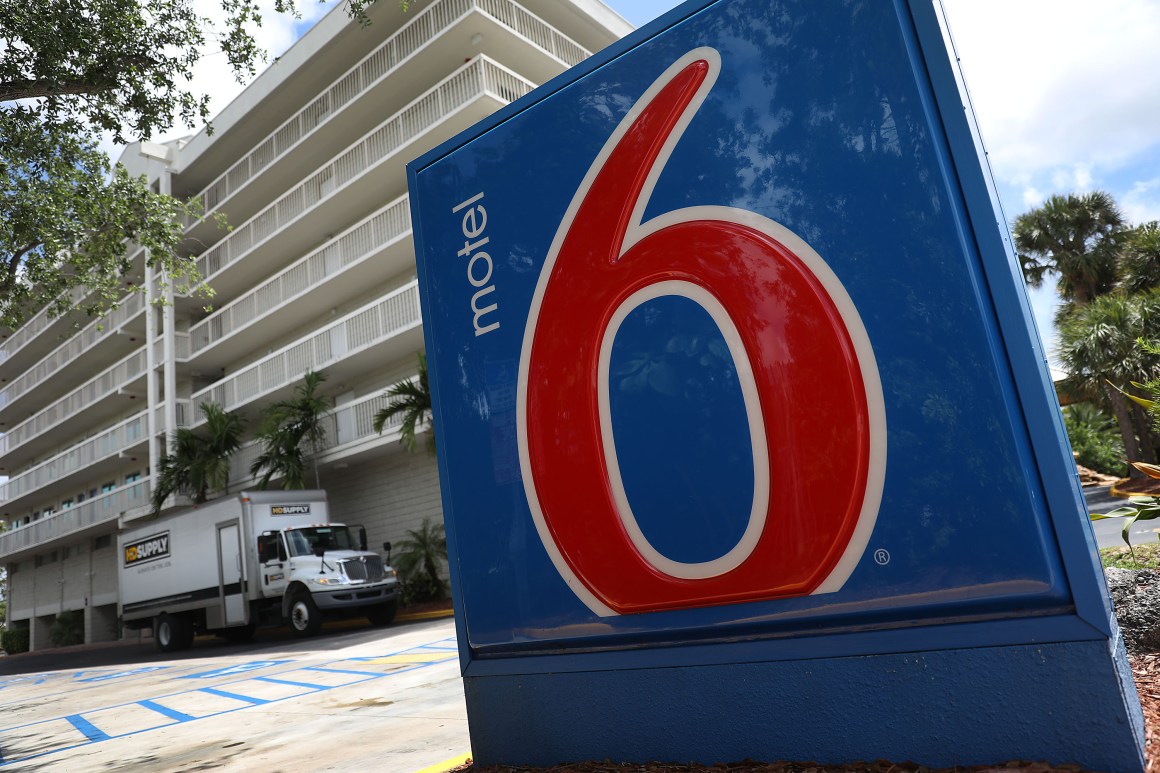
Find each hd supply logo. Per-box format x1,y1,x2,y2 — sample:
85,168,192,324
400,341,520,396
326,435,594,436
517,48,887,617
124,532,170,567
271,504,310,516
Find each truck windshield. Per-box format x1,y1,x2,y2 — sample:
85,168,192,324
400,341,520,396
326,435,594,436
285,526,357,557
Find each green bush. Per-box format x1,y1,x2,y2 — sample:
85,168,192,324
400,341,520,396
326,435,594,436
49,609,84,647
1,627,29,654
1063,403,1127,477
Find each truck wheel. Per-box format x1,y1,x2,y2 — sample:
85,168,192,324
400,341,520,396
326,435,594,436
366,600,398,627
288,590,322,637
155,613,194,652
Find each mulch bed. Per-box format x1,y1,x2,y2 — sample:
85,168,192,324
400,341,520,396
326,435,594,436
1117,477,1160,497
444,654,1160,773
400,598,455,616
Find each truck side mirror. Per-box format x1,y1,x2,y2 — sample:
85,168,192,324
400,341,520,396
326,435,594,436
358,526,367,552
313,545,326,558
383,541,392,563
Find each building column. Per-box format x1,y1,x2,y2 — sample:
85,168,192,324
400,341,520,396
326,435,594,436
29,614,52,651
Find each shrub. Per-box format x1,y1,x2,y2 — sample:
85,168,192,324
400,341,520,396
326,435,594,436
49,609,84,647
1063,403,1127,477
394,518,448,605
1,627,29,654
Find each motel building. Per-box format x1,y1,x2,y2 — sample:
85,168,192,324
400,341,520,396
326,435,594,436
0,0,630,652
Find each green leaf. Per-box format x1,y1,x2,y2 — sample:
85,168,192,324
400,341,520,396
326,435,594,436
1123,515,1140,547
1091,507,1138,520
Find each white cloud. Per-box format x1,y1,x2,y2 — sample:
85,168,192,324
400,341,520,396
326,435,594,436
1122,178,1160,224
942,0,1160,186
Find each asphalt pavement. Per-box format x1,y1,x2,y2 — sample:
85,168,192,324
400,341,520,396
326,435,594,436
0,617,469,772
1085,484,1160,549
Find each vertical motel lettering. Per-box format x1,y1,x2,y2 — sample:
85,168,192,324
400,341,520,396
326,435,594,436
453,192,500,336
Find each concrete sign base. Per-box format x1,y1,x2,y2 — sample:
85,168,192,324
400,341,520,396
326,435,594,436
466,636,1142,770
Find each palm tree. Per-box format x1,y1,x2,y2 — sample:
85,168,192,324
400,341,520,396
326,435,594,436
393,518,448,603
151,401,246,512
250,369,330,489
249,428,308,490
1120,222,1160,295
1059,290,1160,473
1013,191,1126,309
374,352,433,454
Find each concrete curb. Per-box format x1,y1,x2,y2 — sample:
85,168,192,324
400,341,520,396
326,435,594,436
396,608,455,622
2,608,456,658
412,752,471,773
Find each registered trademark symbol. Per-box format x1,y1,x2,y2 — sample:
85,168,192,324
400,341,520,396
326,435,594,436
874,549,890,566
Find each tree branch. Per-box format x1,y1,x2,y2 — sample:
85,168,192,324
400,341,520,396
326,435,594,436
0,243,39,295
0,55,160,103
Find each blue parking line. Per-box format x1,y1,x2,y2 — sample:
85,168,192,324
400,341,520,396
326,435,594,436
137,700,196,723
253,676,331,690
0,633,456,768
198,687,270,705
65,714,110,743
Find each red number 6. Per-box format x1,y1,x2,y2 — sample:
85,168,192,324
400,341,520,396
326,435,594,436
516,48,886,616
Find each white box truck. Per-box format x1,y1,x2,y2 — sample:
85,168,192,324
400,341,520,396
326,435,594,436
119,490,399,652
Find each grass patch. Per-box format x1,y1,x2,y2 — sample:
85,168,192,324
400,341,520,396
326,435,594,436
1101,542,1160,569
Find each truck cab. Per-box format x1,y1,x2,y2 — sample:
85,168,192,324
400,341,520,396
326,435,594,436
257,523,399,637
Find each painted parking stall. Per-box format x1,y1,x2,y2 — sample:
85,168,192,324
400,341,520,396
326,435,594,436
0,635,457,767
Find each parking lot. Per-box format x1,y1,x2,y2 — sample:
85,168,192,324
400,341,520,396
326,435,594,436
0,617,468,772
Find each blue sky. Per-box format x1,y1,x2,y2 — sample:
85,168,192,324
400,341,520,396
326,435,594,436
604,1,1160,368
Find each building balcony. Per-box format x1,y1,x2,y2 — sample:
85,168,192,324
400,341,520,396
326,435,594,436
222,387,417,491
0,292,146,422
0,287,89,378
0,479,150,563
153,331,192,364
177,0,587,241
0,412,150,516
155,399,195,431
186,195,413,372
186,55,533,305
0,348,148,471
193,280,422,422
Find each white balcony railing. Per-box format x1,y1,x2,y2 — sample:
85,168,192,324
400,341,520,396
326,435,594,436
193,57,534,283
154,399,194,434
0,348,148,460
226,388,411,485
0,287,87,366
189,195,412,355
0,480,150,559
0,293,145,412
195,281,420,416
187,0,587,222
0,412,149,505
152,331,192,364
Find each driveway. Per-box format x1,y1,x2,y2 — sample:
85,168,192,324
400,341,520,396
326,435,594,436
0,618,468,772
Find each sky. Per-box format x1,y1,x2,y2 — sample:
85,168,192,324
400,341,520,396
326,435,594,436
135,0,1160,368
